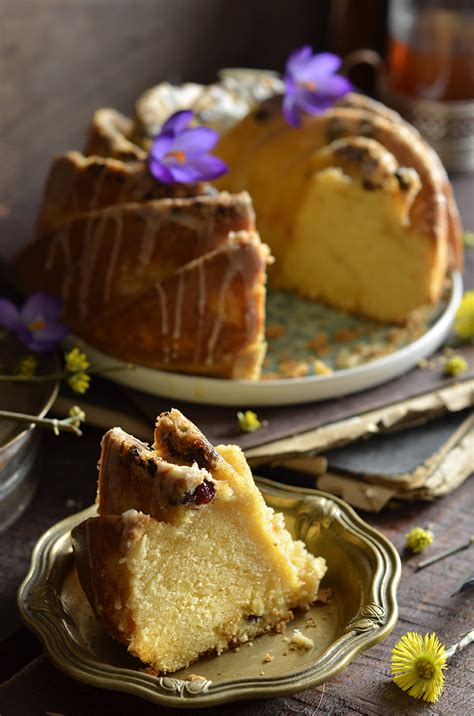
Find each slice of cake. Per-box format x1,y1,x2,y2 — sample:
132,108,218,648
72,410,326,674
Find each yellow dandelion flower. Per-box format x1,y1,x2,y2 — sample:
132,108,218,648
17,354,38,378
64,347,90,373
444,355,468,376
237,410,262,433
391,632,447,703
68,372,90,394
454,291,474,341
405,527,433,553
68,405,86,427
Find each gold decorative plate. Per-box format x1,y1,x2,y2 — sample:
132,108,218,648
18,480,400,708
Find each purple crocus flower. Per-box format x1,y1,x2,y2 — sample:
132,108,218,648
283,46,353,127
0,292,69,352
149,110,228,184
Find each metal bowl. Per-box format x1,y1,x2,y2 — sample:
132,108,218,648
0,333,59,531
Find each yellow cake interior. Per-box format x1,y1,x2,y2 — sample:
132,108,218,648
278,166,442,323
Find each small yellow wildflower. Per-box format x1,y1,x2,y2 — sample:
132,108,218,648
17,354,38,378
237,410,262,433
454,291,474,341
68,372,91,394
405,527,433,554
444,354,468,376
68,405,86,428
462,231,474,248
64,347,90,373
391,632,447,703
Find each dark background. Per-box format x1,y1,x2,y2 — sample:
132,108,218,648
0,0,387,262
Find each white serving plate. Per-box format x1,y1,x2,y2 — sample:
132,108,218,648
73,272,462,407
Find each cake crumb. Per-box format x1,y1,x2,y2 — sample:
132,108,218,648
266,323,285,339
290,629,314,650
278,359,309,378
262,652,274,663
307,333,329,355
334,328,358,342
317,588,332,604
305,616,318,628
186,674,206,681
259,671,265,676
247,641,254,647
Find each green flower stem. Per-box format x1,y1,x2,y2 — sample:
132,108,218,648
0,410,82,436
416,536,474,571
445,630,474,660
0,364,133,383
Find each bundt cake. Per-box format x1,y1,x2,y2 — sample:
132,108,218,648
17,71,463,379
72,410,326,674
17,144,271,379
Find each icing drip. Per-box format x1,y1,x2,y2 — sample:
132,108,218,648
205,251,243,365
138,213,162,265
171,273,185,360
155,283,170,362
78,214,109,318
193,261,207,364
102,214,124,306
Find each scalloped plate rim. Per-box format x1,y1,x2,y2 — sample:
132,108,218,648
17,482,401,708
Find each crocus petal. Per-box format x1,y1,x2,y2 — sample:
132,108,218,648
149,131,174,162
185,154,229,181
149,158,176,184
310,73,353,100
282,93,301,127
285,45,313,76
0,298,20,329
297,52,342,82
20,292,63,323
161,110,193,135
171,127,219,156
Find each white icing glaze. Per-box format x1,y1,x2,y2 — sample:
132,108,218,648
205,250,244,365
138,212,162,265
102,213,124,306
78,214,108,318
155,282,170,362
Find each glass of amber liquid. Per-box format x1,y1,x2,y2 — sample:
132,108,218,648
382,0,474,169
387,0,474,101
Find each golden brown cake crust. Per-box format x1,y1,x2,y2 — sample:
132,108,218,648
98,427,217,521
35,151,215,237
71,513,143,646
19,191,256,332
81,231,270,378
84,107,146,162
153,408,220,469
